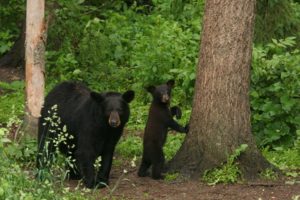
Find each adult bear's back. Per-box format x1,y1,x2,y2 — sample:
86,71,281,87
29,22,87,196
39,82,101,139
43,82,91,113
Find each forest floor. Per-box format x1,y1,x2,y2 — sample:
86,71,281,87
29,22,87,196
0,66,24,83
0,66,300,200
91,159,300,200
65,152,299,200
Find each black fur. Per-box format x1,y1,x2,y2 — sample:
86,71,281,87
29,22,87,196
138,80,188,179
170,106,182,119
37,81,134,188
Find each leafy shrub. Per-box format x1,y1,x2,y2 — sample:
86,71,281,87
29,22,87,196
164,134,185,161
115,135,143,157
77,12,136,90
130,13,198,99
164,172,180,181
36,104,77,183
0,81,24,124
45,1,201,103
126,101,149,130
263,131,300,177
202,144,248,185
0,119,94,200
0,30,14,55
0,0,25,56
45,0,91,84
259,168,278,180
46,51,80,82
255,0,300,44
251,37,300,148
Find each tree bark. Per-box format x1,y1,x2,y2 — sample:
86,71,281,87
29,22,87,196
168,0,272,180
22,0,46,136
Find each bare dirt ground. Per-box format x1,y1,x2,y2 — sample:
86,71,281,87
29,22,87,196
1,66,300,200
0,66,24,83
71,156,300,200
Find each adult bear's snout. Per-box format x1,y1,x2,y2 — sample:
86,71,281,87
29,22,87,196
108,111,121,128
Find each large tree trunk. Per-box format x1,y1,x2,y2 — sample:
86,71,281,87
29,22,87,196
22,0,46,136
168,0,272,180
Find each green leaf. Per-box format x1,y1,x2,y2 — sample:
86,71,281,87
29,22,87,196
189,73,196,80
280,95,296,112
250,90,259,98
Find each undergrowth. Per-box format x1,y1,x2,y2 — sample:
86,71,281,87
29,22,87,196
0,118,95,200
202,144,248,185
0,81,24,124
263,130,300,177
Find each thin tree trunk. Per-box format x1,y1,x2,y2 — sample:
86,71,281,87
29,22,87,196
22,0,46,136
168,0,272,180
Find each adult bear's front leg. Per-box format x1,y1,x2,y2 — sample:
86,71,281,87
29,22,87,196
75,150,96,188
96,137,120,187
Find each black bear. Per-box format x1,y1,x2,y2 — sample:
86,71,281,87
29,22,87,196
138,79,188,179
37,81,134,188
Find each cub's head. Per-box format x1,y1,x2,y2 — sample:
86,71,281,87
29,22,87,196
146,79,175,104
90,90,135,128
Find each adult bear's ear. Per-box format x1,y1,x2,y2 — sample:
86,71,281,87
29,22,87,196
166,79,175,88
90,92,105,103
146,85,155,93
123,90,135,103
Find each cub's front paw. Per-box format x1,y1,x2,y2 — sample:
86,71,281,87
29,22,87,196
171,106,182,119
184,123,189,133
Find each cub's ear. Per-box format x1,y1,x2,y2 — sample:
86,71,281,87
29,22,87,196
146,85,155,93
123,90,135,103
166,79,175,88
90,92,105,103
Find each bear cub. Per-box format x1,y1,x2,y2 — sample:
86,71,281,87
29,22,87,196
37,81,134,188
138,79,188,179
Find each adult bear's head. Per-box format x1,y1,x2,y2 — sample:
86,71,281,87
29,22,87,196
90,90,135,128
146,79,175,104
